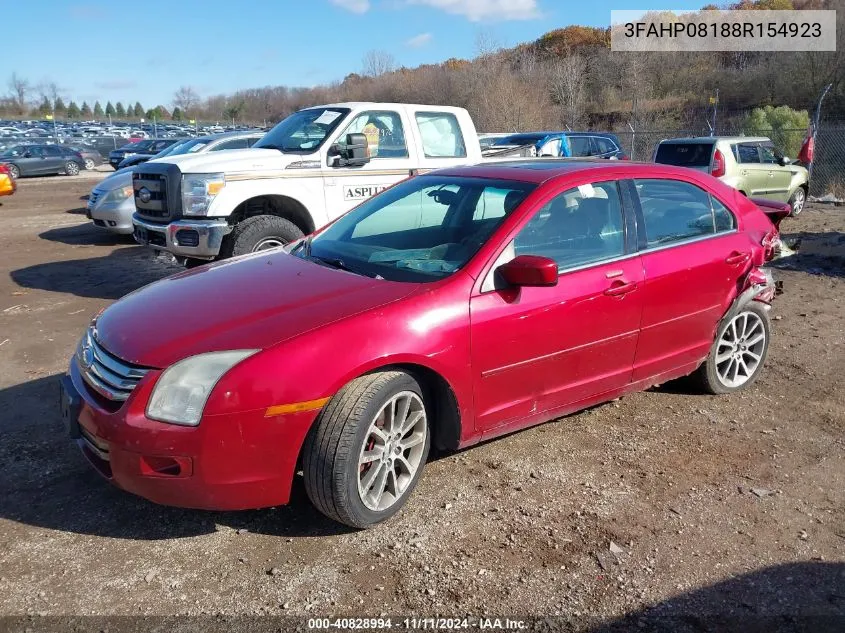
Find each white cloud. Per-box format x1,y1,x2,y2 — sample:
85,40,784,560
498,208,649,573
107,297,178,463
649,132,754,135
408,0,540,21
330,0,371,13
405,32,433,47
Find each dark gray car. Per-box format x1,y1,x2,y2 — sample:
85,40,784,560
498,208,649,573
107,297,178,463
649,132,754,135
0,144,85,178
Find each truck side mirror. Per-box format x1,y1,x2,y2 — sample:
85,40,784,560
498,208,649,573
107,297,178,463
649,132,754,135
341,133,370,167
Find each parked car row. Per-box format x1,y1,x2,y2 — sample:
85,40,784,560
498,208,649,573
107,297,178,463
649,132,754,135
0,144,87,178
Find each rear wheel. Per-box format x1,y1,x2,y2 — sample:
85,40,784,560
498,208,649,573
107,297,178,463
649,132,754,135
696,302,771,394
219,215,303,259
64,161,80,176
788,187,806,216
303,371,431,528
84,158,95,170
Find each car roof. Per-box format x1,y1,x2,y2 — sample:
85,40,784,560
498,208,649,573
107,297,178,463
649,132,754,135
433,158,697,184
659,136,771,144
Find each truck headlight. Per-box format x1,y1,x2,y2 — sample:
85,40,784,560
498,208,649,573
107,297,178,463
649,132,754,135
182,173,226,217
123,152,136,158
146,350,258,426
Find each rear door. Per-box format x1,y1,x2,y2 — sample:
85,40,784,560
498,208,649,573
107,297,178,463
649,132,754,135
322,108,414,221
630,177,748,381
40,146,65,173
470,179,643,433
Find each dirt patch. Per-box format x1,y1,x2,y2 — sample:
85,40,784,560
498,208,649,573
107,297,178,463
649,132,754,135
0,178,843,627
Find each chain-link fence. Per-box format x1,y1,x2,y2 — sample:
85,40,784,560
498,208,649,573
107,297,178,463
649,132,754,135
618,125,845,199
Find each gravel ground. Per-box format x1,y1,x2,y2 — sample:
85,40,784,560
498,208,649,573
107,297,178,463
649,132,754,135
0,175,843,631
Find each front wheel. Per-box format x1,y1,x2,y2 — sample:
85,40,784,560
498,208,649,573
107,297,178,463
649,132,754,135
7,164,19,179
696,302,771,394
788,187,806,216
303,371,431,528
219,215,303,259
64,161,80,176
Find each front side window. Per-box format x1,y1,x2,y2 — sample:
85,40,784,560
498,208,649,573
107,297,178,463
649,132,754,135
592,137,617,155
336,111,408,158
211,138,250,151
415,112,467,158
514,181,625,270
299,176,535,282
759,143,779,164
635,179,735,247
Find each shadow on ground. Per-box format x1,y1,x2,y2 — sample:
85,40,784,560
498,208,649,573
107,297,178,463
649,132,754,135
593,561,845,632
0,374,352,540
771,231,845,279
11,244,180,300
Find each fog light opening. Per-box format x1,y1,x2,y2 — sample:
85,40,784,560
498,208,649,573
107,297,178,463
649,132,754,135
139,455,193,478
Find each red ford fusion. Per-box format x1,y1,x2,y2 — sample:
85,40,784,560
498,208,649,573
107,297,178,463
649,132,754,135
61,161,783,528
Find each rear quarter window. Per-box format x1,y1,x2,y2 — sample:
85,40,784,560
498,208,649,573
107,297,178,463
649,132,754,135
654,143,714,168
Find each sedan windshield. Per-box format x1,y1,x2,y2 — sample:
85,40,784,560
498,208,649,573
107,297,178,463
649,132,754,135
255,107,350,152
296,176,536,282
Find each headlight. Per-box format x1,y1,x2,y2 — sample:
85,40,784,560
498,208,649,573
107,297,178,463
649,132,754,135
146,350,258,426
123,152,136,158
182,173,226,217
102,184,134,204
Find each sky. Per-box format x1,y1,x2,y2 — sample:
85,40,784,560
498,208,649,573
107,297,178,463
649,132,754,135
8,0,705,109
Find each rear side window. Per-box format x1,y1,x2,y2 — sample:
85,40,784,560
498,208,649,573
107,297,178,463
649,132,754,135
634,179,735,247
415,112,466,158
592,136,617,155
569,136,592,157
734,143,760,164
654,143,713,167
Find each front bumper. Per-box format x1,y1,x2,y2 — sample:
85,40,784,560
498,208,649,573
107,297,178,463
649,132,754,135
62,357,316,511
89,197,135,234
132,215,231,259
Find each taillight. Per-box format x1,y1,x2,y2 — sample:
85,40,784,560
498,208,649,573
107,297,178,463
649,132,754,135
618,153,630,160
0,165,8,175
711,149,726,177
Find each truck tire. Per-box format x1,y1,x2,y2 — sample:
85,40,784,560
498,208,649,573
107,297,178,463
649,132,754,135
303,371,431,529
220,215,303,258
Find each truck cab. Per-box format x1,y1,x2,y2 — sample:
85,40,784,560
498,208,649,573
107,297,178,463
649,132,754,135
131,102,481,264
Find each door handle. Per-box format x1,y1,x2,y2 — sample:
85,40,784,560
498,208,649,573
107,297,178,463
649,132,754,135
604,279,637,296
725,251,751,265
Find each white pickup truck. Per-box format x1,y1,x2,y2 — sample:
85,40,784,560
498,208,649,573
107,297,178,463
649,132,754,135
131,102,483,264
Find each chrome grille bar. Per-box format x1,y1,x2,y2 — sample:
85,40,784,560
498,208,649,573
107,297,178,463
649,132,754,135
78,328,150,402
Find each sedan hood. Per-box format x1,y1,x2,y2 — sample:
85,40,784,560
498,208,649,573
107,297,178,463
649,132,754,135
95,252,416,368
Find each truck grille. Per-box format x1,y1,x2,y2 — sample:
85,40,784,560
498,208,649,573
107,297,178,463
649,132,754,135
79,328,150,402
133,172,170,220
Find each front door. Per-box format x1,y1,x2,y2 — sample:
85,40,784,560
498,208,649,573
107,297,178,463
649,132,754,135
734,142,769,196
759,142,791,202
323,109,414,222
470,180,643,433
630,177,750,380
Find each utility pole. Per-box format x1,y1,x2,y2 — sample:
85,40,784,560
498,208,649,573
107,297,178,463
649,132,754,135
711,88,719,136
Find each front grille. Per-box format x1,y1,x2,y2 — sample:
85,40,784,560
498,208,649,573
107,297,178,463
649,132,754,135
133,172,170,220
79,328,150,402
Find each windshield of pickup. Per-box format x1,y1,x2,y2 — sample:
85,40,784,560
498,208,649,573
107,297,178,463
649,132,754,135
255,107,350,153
295,175,536,282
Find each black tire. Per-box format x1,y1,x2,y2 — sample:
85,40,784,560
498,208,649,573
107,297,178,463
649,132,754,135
7,164,19,179
64,161,80,176
302,371,431,529
788,186,807,216
184,258,208,269
219,215,303,259
695,302,771,395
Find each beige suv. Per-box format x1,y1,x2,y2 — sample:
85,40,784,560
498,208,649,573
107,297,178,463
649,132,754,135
653,136,809,215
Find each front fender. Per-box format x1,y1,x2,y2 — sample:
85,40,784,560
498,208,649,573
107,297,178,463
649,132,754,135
207,175,326,227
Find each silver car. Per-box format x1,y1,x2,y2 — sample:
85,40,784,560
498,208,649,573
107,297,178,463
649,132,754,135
87,131,264,234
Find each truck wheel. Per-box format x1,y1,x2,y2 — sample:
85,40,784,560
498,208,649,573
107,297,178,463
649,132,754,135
221,215,303,258
303,371,431,529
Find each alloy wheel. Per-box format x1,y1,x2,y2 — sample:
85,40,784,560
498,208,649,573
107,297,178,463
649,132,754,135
84,159,95,170
357,391,427,512
791,188,805,215
715,311,767,389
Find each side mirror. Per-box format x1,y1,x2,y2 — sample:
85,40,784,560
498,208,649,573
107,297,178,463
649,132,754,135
498,255,558,287
778,155,790,166
336,133,369,167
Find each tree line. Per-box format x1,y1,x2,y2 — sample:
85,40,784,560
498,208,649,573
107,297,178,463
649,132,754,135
3,0,842,133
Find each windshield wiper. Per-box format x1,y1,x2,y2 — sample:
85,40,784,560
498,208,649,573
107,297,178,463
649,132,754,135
309,254,370,276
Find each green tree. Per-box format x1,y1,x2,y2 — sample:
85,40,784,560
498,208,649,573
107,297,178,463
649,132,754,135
67,101,81,118
93,101,104,117
53,97,66,114
115,102,126,118
105,101,115,117
172,106,183,120
38,97,52,115
744,105,810,158
133,101,143,117
80,101,92,118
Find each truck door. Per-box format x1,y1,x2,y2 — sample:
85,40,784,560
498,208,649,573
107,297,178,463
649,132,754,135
322,109,414,221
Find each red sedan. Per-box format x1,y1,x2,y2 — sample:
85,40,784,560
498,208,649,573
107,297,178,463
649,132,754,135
60,161,782,528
